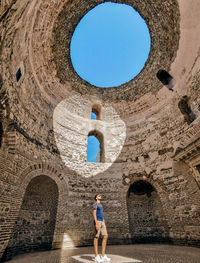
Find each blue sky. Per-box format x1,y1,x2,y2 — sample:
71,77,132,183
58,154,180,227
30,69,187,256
87,113,100,162
70,2,151,88
87,135,100,162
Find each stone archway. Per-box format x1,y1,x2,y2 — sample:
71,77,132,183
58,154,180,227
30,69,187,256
127,180,170,243
5,175,59,256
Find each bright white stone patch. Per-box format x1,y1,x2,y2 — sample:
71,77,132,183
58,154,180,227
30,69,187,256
53,98,126,177
71,254,142,263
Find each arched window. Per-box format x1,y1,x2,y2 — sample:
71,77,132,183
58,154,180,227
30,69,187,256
178,96,196,124
0,122,3,148
87,130,104,163
91,104,101,120
156,70,173,85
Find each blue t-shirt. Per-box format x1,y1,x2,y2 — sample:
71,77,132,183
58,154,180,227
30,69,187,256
93,202,104,221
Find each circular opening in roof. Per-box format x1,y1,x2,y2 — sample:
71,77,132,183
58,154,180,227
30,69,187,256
70,2,151,88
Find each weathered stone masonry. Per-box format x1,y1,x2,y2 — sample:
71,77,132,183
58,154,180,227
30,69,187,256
0,0,200,261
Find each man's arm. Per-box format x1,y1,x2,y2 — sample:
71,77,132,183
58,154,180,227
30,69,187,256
93,209,99,231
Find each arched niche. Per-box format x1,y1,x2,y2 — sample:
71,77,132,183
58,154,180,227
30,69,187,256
127,180,170,243
5,175,59,257
178,96,196,124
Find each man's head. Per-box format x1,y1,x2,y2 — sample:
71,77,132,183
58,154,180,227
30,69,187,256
94,194,102,201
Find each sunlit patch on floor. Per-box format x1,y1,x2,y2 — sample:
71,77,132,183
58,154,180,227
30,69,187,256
71,254,142,263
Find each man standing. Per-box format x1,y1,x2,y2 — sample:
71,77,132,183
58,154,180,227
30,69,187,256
93,194,111,262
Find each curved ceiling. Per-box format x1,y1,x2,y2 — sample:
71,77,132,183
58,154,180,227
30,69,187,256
30,0,180,103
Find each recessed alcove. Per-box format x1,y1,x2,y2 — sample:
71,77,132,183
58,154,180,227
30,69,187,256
156,70,173,86
178,96,196,124
127,181,170,243
3,175,59,260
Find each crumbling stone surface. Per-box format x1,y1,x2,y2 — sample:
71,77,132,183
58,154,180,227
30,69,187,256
0,0,200,261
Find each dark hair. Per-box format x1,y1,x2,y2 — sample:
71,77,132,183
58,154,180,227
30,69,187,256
94,194,100,200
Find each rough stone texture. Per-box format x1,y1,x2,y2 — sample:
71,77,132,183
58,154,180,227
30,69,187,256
2,175,59,260
51,0,180,102
53,99,126,177
0,0,200,261
127,188,170,243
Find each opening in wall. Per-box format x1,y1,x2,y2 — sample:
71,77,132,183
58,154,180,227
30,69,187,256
178,96,196,124
156,69,174,91
196,164,200,174
87,130,104,163
70,2,151,87
156,70,172,85
16,68,22,82
91,104,101,120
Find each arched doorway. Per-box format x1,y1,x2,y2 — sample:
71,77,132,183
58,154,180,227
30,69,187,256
127,180,170,243
5,175,59,257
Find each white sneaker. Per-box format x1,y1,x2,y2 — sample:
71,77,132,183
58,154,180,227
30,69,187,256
94,255,104,262
101,255,111,262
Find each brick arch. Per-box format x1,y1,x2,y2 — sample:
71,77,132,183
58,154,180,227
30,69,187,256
19,163,68,249
123,174,168,200
122,175,173,243
5,175,59,257
20,162,68,195
1,164,71,261
126,177,171,243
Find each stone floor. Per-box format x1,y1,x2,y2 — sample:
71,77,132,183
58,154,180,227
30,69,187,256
3,244,200,263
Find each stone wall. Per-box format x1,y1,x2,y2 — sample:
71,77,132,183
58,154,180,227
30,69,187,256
2,175,59,260
0,0,200,261
127,182,170,243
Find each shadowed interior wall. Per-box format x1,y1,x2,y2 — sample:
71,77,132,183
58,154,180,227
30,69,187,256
0,0,200,260
2,175,59,260
127,181,170,243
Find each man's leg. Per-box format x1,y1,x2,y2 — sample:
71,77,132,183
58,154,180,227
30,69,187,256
101,235,108,257
94,237,99,257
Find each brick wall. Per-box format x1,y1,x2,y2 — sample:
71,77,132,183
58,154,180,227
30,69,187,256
0,0,200,261
2,175,59,261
